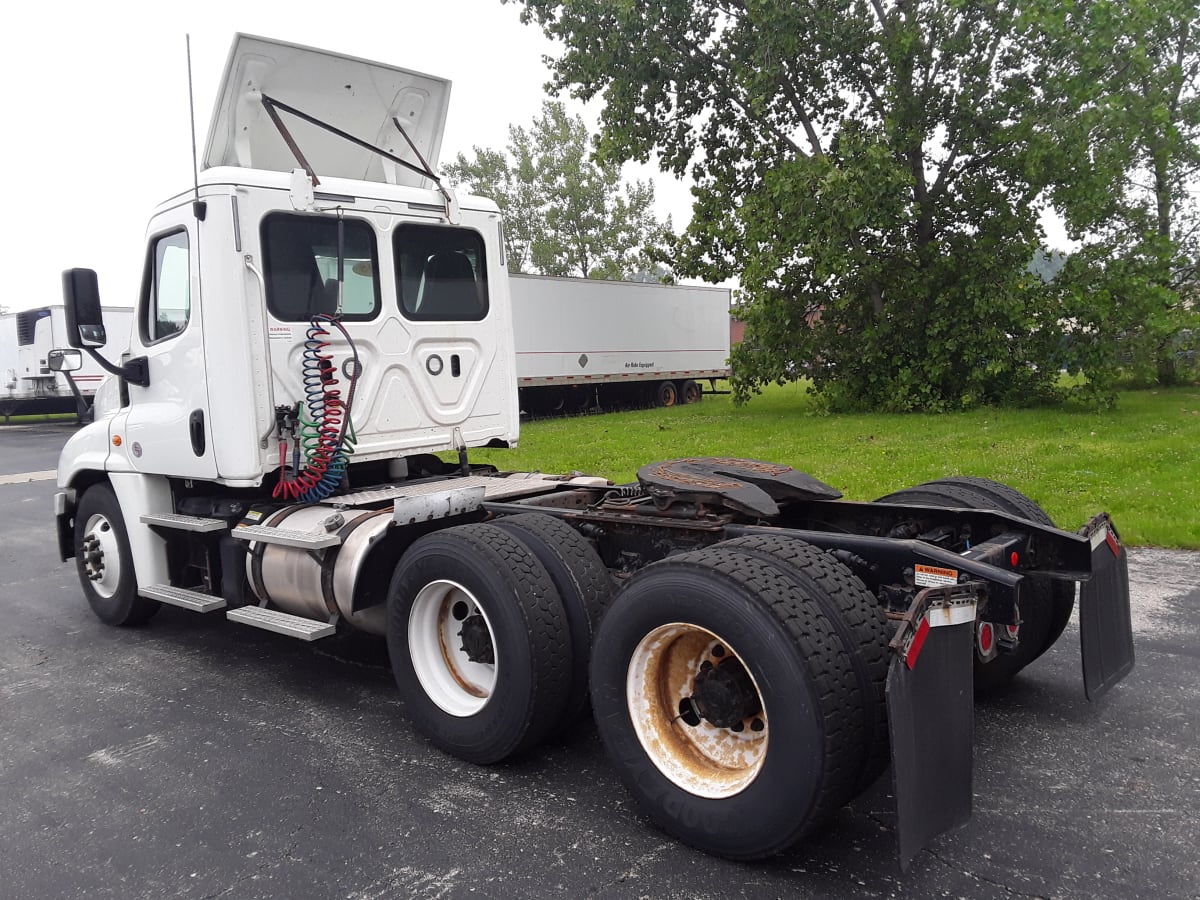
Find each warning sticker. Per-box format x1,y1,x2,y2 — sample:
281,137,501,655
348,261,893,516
914,564,958,587
268,326,293,342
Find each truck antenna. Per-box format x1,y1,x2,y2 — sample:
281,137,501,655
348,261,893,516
186,34,206,221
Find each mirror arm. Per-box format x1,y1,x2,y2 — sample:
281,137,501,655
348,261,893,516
83,348,150,388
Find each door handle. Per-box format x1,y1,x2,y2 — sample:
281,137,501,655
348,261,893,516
189,409,206,457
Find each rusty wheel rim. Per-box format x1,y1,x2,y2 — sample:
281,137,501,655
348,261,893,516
626,623,768,798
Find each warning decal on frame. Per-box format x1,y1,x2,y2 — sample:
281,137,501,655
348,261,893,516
914,564,958,587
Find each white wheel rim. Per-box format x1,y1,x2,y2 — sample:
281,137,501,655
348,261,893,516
626,623,768,799
408,579,498,717
81,512,122,599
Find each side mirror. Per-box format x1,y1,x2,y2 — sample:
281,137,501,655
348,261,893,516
62,268,107,348
47,348,83,372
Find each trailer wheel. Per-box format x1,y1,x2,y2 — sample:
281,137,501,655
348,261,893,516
386,524,572,763
590,547,858,860
655,380,678,407
713,535,891,795
492,513,613,729
74,483,160,626
875,477,1075,691
680,379,702,404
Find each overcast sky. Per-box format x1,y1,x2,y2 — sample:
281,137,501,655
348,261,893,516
4,1,1070,315
1,0,697,312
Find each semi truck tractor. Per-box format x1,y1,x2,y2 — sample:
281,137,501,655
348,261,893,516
52,34,1134,868
1,305,133,420
509,273,731,415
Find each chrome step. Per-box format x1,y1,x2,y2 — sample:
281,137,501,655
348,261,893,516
229,525,342,549
139,512,228,533
139,584,227,613
226,606,335,641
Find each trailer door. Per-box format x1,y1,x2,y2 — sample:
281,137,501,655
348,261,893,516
121,212,217,479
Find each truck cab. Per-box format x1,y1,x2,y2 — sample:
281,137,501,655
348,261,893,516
61,34,518,494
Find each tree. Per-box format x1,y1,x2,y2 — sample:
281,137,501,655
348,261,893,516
510,0,1073,411
1035,0,1200,397
444,101,675,280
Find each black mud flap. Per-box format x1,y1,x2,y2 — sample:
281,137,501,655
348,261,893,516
887,605,975,871
1079,516,1135,700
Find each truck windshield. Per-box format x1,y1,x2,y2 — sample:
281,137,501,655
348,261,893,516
262,214,380,321
394,224,488,321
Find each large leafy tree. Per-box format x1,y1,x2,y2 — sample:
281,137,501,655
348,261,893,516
444,100,675,280
1036,0,1200,397
510,0,1068,410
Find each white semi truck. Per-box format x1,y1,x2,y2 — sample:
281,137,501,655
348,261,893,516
0,305,133,420
509,274,731,414
52,35,1134,868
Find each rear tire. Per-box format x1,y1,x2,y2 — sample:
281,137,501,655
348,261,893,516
713,535,891,794
680,379,702,404
492,513,613,729
590,547,859,860
74,483,159,626
655,380,678,407
386,524,572,763
875,477,1075,691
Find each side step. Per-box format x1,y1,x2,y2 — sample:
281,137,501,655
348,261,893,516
140,584,227,613
230,525,342,549
226,606,336,641
140,513,228,533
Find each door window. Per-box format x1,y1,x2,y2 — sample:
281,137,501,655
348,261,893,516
142,230,191,343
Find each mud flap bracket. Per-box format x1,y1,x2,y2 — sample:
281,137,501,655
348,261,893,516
886,584,979,871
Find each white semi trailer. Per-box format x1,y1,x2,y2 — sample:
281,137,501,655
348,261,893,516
509,274,731,414
0,305,132,419
52,35,1134,869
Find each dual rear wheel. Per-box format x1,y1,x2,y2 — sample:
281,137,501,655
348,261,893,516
387,520,889,859
385,517,611,764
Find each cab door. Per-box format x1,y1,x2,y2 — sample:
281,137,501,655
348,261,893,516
121,208,217,479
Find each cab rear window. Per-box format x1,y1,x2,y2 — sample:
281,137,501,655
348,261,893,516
393,225,488,321
262,214,380,321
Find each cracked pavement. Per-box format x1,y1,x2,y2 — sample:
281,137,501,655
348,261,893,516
1,423,1196,899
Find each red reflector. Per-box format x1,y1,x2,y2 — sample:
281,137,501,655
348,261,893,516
1106,530,1121,558
1010,551,1019,567
978,622,994,653
905,616,931,670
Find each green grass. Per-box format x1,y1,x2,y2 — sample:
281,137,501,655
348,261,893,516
0,412,75,425
468,383,1200,549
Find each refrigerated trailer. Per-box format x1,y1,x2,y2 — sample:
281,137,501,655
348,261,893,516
509,274,731,413
1,305,132,419
51,34,1134,870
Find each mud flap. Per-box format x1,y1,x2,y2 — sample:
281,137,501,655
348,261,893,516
887,610,975,871
1079,518,1135,700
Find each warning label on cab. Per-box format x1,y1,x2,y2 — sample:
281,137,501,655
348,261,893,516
914,564,958,587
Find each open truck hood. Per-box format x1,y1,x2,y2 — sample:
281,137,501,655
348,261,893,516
203,34,451,187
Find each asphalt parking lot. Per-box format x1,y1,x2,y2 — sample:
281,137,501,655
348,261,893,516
1,422,1197,899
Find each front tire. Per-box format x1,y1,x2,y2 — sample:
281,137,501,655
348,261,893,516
590,548,859,860
386,524,572,764
74,483,159,626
